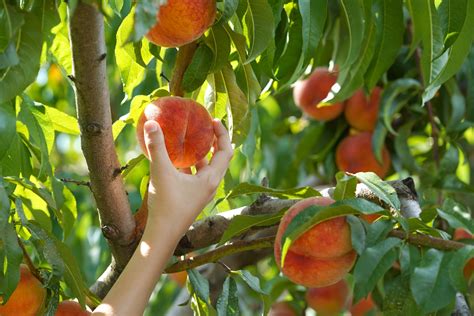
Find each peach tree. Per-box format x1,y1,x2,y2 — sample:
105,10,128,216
0,0,474,315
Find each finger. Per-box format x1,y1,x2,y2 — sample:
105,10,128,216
195,158,209,172
143,121,174,173
206,120,233,177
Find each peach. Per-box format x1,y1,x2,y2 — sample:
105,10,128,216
453,228,474,279
268,301,297,316
305,279,351,316
169,271,188,287
360,214,381,224
0,264,46,316
55,300,91,316
276,197,353,258
137,97,214,169
336,132,391,178
344,87,382,132
146,0,216,47
350,294,377,316
293,67,344,121
274,197,357,288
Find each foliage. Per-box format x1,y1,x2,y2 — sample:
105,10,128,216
0,0,473,315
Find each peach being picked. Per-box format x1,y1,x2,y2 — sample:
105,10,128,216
137,96,214,169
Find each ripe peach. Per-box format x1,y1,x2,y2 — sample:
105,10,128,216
293,68,344,121
360,214,380,224
137,97,214,169
55,300,91,316
453,228,474,279
274,197,357,288
276,197,353,258
306,279,351,316
0,264,46,316
146,0,216,47
336,132,391,178
169,271,188,287
344,87,382,132
268,301,297,316
350,294,377,316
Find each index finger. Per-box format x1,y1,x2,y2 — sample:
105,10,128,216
199,120,233,178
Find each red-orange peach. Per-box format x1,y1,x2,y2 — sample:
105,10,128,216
146,0,216,47
360,214,381,224
293,68,344,121
137,97,214,168
55,300,91,316
274,197,356,287
345,87,382,132
268,301,297,316
306,279,351,316
350,294,377,316
0,264,46,316
336,132,391,178
453,228,474,279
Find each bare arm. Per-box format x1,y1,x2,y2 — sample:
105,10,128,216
92,119,233,315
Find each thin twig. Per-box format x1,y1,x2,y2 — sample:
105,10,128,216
60,178,91,187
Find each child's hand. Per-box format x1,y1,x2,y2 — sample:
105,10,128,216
142,119,233,238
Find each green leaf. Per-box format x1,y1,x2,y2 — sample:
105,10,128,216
206,25,231,72
354,172,400,210
217,0,239,25
216,277,239,316
226,182,320,200
0,100,16,161
0,0,59,103
339,0,365,68
0,183,23,302
399,243,421,278
437,198,474,233
383,276,423,316
364,0,404,89
0,4,24,52
116,10,154,98
44,106,80,135
281,199,385,266
240,0,274,63
232,270,267,295
218,209,286,246
0,42,19,68
334,172,357,200
438,0,467,54
353,237,401,301
188,269,210,303
182,44,213,92
449,245,474,293
423,0,474,103
410,249,457,313
129,1,165,42
347,215,366,255
50,4,72,74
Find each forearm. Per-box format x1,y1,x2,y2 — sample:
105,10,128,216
92,217,183,316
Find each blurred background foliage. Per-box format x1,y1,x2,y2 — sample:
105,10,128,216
1,0,474,314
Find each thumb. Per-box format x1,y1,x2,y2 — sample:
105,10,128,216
143,121,174,172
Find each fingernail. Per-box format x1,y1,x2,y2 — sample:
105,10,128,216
144,121,158,133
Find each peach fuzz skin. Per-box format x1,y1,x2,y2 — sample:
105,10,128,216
293,67,344,121
146,0,216,48
0,264,46,316
344,87,382,132
305,279,351,316
268,301,297,316
336,132,391,178
350,294,377,316
137,97,214,169
274,197,356,288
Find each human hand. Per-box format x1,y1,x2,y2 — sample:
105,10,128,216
142,119,233,239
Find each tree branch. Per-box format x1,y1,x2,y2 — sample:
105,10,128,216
69,3,136,267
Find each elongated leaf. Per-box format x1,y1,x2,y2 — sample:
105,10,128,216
365,0,404,89
354,172,400,210
353,237,401,301
0,4,24,52
383,276,423,316
44,106,80,135
339,0,365,68
182,44,213,92
449,245,474,292
233,270,267,295
129,1,165,42
241,0,274,63
0,100,16,160
410,249,457,313
188,269,210,303
347,215,366,255
206,25,231,72
218,209,286,246
216,277,239,316
334,172,357,200
438,0,467,54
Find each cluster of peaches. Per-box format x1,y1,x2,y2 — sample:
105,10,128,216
293,67,391,179
272,196,380,315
